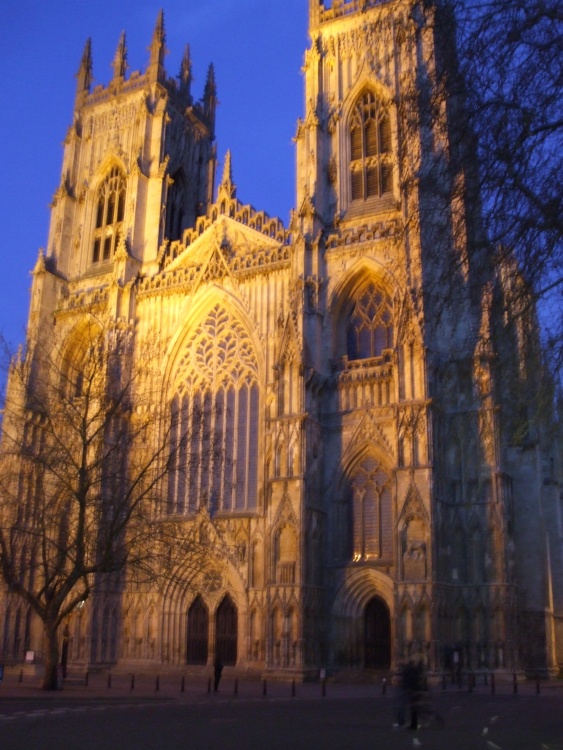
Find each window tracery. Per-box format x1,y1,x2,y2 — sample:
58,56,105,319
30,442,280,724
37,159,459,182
346,282,393,360
92,166,126,264
349,92,392,201
339,456,392,562
167,306,259,514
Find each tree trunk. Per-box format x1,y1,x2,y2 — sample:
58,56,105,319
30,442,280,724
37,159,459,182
42,620,60,690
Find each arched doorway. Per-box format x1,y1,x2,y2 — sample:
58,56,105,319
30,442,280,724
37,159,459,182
187,596,209,665
364,596,391,669
215,595,237,666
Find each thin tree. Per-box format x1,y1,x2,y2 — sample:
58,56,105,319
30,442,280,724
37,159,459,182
0,319,222,689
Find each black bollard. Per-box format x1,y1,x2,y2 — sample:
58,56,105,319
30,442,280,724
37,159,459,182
484,671,488,686
291,679,296,697
262,679,267,697
382,677,387,696
491,673,495,694
85,671,89,687
131,674,135,690
513,673,517,695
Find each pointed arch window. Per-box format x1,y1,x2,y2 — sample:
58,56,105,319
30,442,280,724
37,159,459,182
347,282,393,360
92,166,126,264
343,456,392,562
167,306,260,515
350,92,392,202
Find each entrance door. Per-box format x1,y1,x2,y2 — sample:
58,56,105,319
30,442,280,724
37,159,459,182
215,595,237,666
364,596,391,669
187,596,209,664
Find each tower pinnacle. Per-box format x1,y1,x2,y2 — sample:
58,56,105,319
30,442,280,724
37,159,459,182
112,31,127,82
148,9,166,82
218,150,236,200
75,38,93,105
203,64,217,134
179,44,192,100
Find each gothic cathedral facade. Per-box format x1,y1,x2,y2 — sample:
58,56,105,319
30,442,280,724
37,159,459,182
2,1,562,677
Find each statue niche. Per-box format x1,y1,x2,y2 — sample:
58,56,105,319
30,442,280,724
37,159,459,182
402,517,427,580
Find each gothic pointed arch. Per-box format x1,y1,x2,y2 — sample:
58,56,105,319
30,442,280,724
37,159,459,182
166,301,261,515
333,446,393,563
339,79,394,212
329,264,395,366
399,494,429,581
215,594,238,666
344,412,395,464
59,318,105,400
364,595,391,669
187,595,209,665
91,161,127,265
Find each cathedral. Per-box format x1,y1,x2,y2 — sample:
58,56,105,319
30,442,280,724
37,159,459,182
2,0,562,679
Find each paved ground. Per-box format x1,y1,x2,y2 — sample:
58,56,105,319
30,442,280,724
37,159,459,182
0,670,562,750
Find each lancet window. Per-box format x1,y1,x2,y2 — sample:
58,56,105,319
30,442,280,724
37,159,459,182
347,282,393,360
338,456,392,562
349,92,392,201
92,166,126,264
167,306,259,514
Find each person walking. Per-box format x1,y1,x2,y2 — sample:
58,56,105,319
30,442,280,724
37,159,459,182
394,660,422,729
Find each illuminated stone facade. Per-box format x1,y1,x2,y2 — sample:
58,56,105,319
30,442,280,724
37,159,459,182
2,2,562,677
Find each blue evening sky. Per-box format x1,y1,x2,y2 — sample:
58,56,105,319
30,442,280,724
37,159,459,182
0,0,309,349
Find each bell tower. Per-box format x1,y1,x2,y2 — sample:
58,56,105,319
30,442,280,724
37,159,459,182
297,0,405,237
32,11,217,337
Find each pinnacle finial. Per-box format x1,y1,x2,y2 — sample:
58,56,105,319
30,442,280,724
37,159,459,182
203,63,217,132
112,31,127,81
179,44,192,97
153,8,165,43
204,63,216,98
221,150,233,186
218,150,236,200
148,9,167,81
76,38,93,101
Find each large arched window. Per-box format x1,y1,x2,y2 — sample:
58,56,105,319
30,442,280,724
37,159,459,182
92,166,126,264
347,282,393,360
167,306,260,514
349,92,392,201
341,456,392,562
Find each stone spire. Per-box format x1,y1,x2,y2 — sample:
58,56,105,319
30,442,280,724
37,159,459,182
112,31,128,82
203,63,217,134
148,9,166,82
75,38,93,106
218,150,236,200
179,44,192,100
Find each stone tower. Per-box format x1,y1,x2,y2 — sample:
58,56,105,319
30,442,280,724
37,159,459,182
29,12,216,343
1,2,561,678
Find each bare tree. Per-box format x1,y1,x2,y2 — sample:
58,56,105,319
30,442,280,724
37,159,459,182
0,319,222,689
449,0,561,367
394,0,561,437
